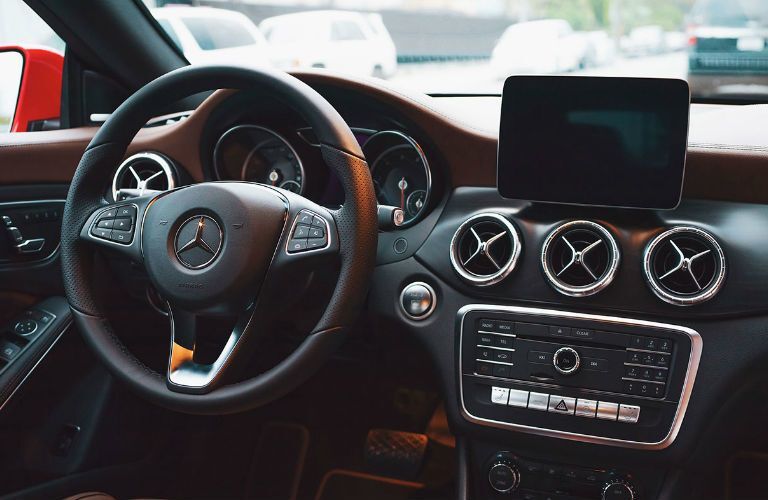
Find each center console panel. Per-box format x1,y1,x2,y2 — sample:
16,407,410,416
458,305,701,449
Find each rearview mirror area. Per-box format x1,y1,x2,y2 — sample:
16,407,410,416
0,49,24,134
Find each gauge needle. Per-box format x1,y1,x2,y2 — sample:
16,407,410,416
268,169,279,186
398,177,408,210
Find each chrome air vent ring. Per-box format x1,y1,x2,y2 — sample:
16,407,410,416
450,213,522,287
643,226,726,306
541,220,620,297
111,152,176,202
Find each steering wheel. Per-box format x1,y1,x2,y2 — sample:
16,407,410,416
60,65,378,415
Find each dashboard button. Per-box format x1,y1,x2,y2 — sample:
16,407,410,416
596,401,619,420
644,337,659,351
495,320,514,334
624,365,640,378
553,346,580,375
549,325,570,337
575,399,598,418
491,387,510,405
478,319,497,331
476,347,492,361
494,336,514,348
583,357,608,371
658,339,673,352
618,404,641,424
528,351,552,364
508,389,529,408
492,350,513,363
655,354,671,368
571,327,594,340
528,392,549,411
492,364,510,378
400,282,435,319
626,351,642,364
475,361,493,376
477,333,494,346
641,353,656,365
548,395,576,415
653,368,667,382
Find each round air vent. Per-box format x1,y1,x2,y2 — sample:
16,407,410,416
541,220,620,297
450,213,522,286
112,152,176,202
643,226,726,306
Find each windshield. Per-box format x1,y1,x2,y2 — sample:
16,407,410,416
148,0,768,101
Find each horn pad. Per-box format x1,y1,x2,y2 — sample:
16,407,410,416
142,183,287,313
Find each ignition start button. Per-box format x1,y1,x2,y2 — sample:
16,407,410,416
553,346,581,375
400,282,436,320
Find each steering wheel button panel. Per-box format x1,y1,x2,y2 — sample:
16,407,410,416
287,210,329,254
89,205,137,245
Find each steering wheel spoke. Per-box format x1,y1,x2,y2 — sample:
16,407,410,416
78,195,156,262
167,304,257,394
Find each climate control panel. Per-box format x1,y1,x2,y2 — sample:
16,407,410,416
459,305,701,448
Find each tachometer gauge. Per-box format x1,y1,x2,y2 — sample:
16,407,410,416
214,125,305,194
365,131,432,227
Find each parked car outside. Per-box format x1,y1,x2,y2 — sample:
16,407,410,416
620,25,667,57
152,6,272,67
687,0,768,99
490,19,589,78
259,10,397,78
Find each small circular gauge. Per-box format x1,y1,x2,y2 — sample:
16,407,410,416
214,125,305,194
366,131,432,227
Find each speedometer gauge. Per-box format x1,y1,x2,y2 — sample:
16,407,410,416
365,131,432,227
214,125,305,194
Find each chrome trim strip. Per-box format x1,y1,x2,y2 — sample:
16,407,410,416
627,347,673,355
621,377,665,385
478,345,516,352
624,362,668,370
449,212,522,287
476,359,515,366
477,330,516,338
642,226,727,307
458,304,702,450
540,220,621,297
0,322,70,413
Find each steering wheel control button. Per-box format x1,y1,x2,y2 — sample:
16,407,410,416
618,404,641,424
596,401,619,420
116,206,136,220
110,229,133,244
91,227,111,240
491,387,510,405
400,282,436,320
575,399,598,418
97,219,114,229
14,319,38,336
293,224,310,239
113,218,132,231
288,211,329,254
548,395,576,415
553,346,580,375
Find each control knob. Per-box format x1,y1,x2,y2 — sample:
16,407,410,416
488,458,521,494
553,346,580,375
602,478,637,500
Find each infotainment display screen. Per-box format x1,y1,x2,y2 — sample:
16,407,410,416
497,76,690,209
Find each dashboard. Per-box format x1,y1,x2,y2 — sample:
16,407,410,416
102,72,768,500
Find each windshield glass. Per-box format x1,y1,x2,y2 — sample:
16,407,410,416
147,0,768,101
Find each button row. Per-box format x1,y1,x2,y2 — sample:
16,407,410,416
625,365,667,383
90,205,136,245
490,387,640,424
476,347,515,365
477,331,515,349
626,350,670,368
623,379,665,398
477,318,514,334
629,335,673,353
287,210,328,253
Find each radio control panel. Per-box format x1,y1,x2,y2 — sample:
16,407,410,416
458,305,701,449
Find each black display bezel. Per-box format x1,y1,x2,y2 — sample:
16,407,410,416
497,76,690,210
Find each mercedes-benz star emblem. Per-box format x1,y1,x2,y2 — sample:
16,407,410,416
174,215,223,269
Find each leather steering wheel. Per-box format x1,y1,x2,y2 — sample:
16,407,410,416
60,65,377,414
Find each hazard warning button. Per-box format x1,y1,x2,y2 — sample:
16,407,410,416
547,395,576,415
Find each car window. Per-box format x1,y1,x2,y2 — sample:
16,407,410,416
330,20,366,41
156,19,183,52
0,0,64,133
182,17,256,50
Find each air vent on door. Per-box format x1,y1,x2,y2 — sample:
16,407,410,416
643,226,726,306
450,213,522,287
541,220,620,297
112,152,176,202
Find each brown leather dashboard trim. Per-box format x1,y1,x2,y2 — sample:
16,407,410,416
0,72,766,204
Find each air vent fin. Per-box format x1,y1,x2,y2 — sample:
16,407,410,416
643,226,726,306
541,220,620,297
112,152,176,202
450,213,521,287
